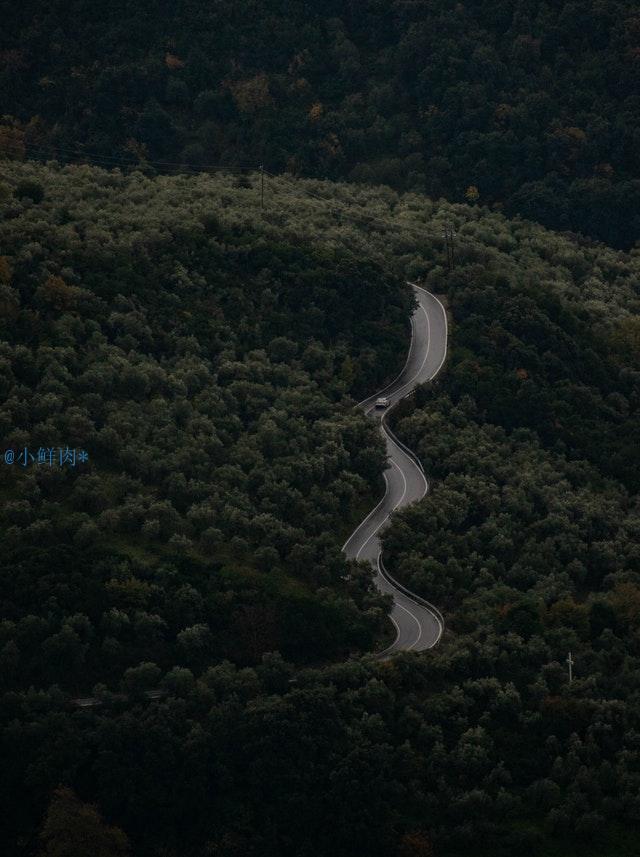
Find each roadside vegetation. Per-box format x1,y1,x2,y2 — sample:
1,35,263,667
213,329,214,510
4,1,640,247
1,160,640,856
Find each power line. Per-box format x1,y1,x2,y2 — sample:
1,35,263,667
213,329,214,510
0,138,257,173
443,222,456,273
1,139,460,255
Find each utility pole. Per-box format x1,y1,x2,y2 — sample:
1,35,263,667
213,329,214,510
449,222,456,270
260,163,264,210
442,226,449,273
442,223,456,273
567,651,574,683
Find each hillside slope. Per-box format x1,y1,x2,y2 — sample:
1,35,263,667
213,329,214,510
0,161,417,687
3,1,640,246
1,161,640,857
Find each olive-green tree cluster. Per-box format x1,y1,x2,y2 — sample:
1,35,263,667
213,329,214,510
2,161,640,857
380,256,640,852
4,645,640,857
0,162,414,690
3,1,640,246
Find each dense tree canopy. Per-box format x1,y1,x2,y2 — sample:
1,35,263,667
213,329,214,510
2,161,640,856
383,226,640,856
0,161,416,692
3,1,640,246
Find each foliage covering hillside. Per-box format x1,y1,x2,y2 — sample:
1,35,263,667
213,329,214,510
384,224,640,851
0,161,416,688
2,161,640,856
3,1,640,247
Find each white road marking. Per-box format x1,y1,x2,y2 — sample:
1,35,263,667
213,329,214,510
377,553,444,650
384,430,428,500
355,460,407,560
375,550,423,649
344,285,448,653
354,289,421,407
388,303,431,400
341,469,391,553
359,301,431,411
414,285,448,380
397,600,423,649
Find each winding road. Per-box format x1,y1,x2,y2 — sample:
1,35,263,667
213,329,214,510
71,284,447,709
342,285,448,655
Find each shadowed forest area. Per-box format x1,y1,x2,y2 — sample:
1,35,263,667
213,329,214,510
3,1,640,247
3,1,640,853
1,160,639,856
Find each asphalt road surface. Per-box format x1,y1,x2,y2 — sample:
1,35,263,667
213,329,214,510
72,284,448,708
342,285,448,655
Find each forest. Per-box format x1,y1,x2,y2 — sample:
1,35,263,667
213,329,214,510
1,159,639,856
3,1,640,247
0,162,418,689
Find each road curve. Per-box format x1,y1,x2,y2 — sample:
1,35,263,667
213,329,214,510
342,285,448,655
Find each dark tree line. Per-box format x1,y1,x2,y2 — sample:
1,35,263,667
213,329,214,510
0,161,414,698
2,161,640,856
3,1,640,246
383,262,640,855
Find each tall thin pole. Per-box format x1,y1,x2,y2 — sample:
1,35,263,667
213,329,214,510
443,223,455,273
449,223,456,270
567,651,574,683
260,164,264,209
443,226,450,273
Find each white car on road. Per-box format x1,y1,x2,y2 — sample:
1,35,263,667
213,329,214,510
375,396,390,409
